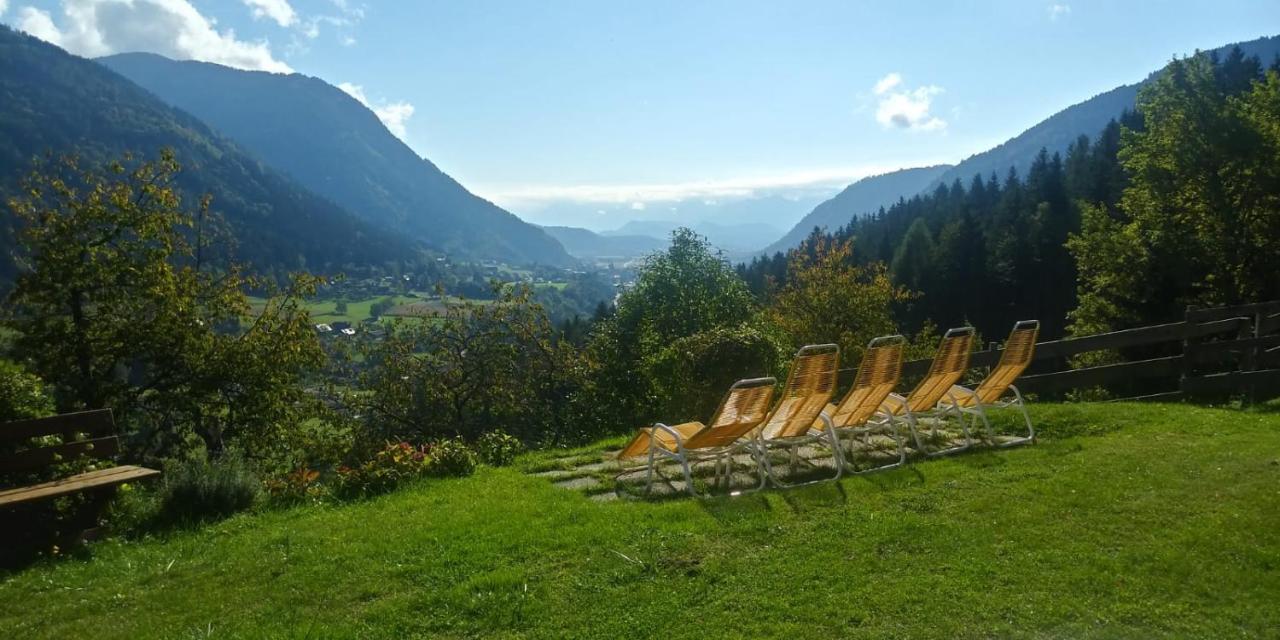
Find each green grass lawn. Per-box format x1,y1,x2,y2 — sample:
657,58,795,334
246,295,481,325
2,403,1278,638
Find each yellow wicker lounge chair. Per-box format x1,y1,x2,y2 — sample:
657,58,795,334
616,376,776,497
881,326,976,457
813,335,908,473
937,320,1039,448
754,344,843,488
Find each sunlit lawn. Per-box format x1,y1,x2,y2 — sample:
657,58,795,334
2,402,1278,638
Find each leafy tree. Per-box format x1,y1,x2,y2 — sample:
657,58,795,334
3,151,325,461
768,233,910,364
585,229,767,430
1070,55,1280,333
356,284,584,445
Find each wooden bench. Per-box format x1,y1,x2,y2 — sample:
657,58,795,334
0,409,160,508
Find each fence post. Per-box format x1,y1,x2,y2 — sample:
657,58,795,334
1180,305,1193,396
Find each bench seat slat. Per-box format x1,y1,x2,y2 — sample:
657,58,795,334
0,409,116,442
0,436,120,473
0,465,160,507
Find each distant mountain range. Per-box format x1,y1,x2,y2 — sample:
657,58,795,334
0,26,417,283
518,192,824,253
99,52,574,267
760,166,951,255
541,226,665,260
762,34,1280,256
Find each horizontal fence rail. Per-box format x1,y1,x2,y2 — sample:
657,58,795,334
838,300,1280,402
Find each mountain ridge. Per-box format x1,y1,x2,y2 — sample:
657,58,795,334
0,26,419,283
99,52,575,267
760,165,952,255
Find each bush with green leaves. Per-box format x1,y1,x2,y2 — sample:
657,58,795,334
474,430,523,467
356,284,585,445
426,439,478,477
155,455,259,525
584,228,765,433
0,359,53,423
333,439,476,499
645,322,788,422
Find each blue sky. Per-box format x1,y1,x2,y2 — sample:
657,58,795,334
4,0,1279,221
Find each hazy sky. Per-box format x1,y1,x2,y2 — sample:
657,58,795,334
5,0,1279,215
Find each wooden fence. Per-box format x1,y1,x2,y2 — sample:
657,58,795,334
861,300,1280,402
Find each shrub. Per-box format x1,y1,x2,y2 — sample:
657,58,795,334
334,441,432,499
426,439,478,477
155,455,259,525
475,430,523,467
0,359,54,423
645,322,787,422
262,467,327,505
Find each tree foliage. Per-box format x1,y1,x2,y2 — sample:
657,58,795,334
1070,53,1280,333
356,284,584,446
584,229,776,429
768,232,910,363
3,151,325,462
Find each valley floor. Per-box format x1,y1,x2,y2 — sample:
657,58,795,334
2,403,1278,638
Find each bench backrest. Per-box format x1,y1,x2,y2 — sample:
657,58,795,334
0,410,120,474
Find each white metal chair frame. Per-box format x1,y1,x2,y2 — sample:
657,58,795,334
891,327,978,458
833,410,909,474
754,344,843,490
755,413,844,489
638,423,768,498
827,335,910,475
935,319,1040,449
936,385,1035,448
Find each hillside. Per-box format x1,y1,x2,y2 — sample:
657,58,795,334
0,26,417,283
541,226,665,260
761,165,951,255
928,35,1280,189
761,35,1280,257
100,53,574,267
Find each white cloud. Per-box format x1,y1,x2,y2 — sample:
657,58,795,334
337,82,415,140
0,0,9,17
242,0,295,27
873,72,902,96
871,73,946,132
1048,3,1071,21
15,0,292,73
480,163,937,211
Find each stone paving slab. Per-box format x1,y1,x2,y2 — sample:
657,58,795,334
529,428,1016,498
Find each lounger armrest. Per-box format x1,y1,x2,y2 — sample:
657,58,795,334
880,393,907,413
816,411,834,432
650,422,687,453
937,384,976,408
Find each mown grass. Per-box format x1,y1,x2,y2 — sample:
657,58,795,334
2,403,1278,638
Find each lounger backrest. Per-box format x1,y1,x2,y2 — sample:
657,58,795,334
902,327,974,413
684,377,777,449
759,344,839,439
972,320,1039,405
828,335,905,428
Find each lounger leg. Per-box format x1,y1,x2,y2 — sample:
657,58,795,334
644,439,657,496
970,400,994,443
992,385,1035,447
764,416,843,489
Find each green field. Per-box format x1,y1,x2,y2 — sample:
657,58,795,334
247,295,482,325
2,402,1278,638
